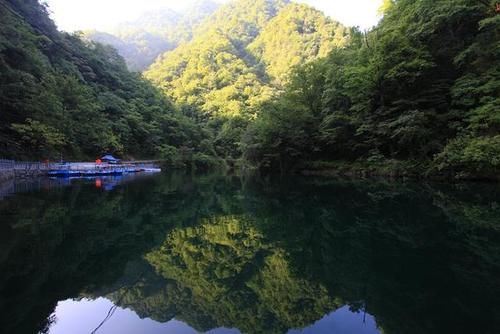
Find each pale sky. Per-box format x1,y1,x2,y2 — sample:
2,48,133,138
45,0,383,32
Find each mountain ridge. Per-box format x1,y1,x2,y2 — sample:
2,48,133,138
143,0,349,159
85,0,221,71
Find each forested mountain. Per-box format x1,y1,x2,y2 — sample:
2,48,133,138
247,3,349,84
83,29,175,72
84,1,220,71
242,0,500,179
0,0,212,164
145,0,350,158
1,0,498,179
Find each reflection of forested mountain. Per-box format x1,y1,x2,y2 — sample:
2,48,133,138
0,174,499,334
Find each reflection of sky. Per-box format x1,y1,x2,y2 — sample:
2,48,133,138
48,298,381,334
288,306,380,334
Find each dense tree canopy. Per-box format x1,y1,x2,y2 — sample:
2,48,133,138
84,1,220,71
0,0,498,179
243,0,500,179
145,0,349,159
0,0,215,165
247,3,350,85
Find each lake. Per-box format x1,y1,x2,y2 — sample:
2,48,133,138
0,173,499,334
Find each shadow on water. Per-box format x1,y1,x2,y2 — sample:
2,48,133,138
0,173,499,334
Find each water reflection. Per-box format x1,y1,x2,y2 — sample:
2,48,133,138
48,299,377,334
0,172,158,199
0,173,499,334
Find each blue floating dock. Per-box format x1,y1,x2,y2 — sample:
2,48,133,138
48,167,146,178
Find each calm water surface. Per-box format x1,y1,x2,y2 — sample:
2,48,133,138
0,173,499,334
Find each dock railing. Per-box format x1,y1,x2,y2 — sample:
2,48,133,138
13,161,58,171
0,159,15,170
0,159,161,172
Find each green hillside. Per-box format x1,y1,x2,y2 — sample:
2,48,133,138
146,1,348,107
83,29,174,72
0,0,498,179
247,3,350,85
84,1,220,71
145,0,350,158
242,0,500,179
0,0,211,162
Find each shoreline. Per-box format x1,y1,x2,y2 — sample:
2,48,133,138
295,160,499,183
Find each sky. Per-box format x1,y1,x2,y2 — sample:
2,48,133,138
45,0,383,32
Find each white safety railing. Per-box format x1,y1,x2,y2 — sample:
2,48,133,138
0,159,160,171
0,159,15,170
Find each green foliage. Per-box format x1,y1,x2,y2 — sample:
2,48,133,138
248,3,349,85
193,0,289,46
2,0,498,177
84,1,220,71
145,0,349,159
435,135,500,178
242,59,346,171
0,0,211,160
83,30,174,72
11,118,66,156
242,0,500,178
378,0,395,15
145,215,338,333
146,29,272,119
